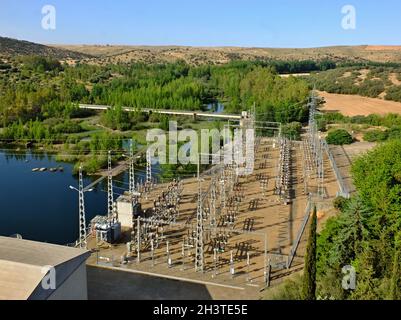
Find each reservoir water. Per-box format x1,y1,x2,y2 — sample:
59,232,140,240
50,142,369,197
0,149,155,245
0,103,222,245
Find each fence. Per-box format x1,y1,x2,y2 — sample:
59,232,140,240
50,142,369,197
286,197,312,269
321,139,350,198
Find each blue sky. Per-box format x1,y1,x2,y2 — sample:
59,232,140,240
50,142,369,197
1,0,400,47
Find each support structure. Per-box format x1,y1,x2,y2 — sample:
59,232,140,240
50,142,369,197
307,91,325,199
107,151,115,223
210,177,217,227
146,148,152,187
195,155,204,272
129,140,135,197
78,166,87,249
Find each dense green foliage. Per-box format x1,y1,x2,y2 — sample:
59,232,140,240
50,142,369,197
308,66,401,102
320,112,401,132
0,57,311,174
302,207,317,300
0,58,310,130
100,105,149,130
390,241,401,300
264,274,304,300
281,122,302,140
363,129,388,142
316,140,401,299
326,129,353,145
271,140,401,300
19,55,63,73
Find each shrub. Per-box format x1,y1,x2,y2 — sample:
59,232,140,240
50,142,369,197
264,274,303,300
326,129,353,145
317,119,327,132
281,122,302,140
363,130,388,142
333,196,349,211
387,126,401,140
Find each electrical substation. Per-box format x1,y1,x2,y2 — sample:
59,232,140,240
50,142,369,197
75,93,347,292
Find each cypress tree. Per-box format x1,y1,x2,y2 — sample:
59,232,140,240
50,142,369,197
302,206,317,300
390,238,401,300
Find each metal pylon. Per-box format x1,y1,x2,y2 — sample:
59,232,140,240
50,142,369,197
221,167,226,209
195,156,204,272
129,140,135,197
146,149,152,186
107,151,114,223
210,178,217,227
305,90,325,198
78,166,87,249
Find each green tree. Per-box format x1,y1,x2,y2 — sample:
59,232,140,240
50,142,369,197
390,236,401,300
302,206,317,300
326,129,353,145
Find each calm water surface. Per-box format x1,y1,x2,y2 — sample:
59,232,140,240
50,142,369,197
0,150,155,245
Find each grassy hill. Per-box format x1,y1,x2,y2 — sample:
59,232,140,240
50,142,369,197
0,36,92,60
53,44,401,66
2,36,401,66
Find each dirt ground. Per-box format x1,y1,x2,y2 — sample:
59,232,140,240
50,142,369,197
318,91,401,116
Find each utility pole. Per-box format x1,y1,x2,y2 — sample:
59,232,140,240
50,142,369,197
78,167,87,249
308,91,325,198
129,140,136,202
195,155,204,272
210,178,217,228
146,148,152,187
107,151,114,223
69,166,93,249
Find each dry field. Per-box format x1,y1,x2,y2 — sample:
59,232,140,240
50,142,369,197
318,91,401,116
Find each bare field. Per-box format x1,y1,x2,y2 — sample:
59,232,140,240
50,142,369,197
318,91,401,116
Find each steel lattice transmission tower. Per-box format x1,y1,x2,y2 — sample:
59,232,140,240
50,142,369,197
308,91,325,198
195,155,204,272
129,140,135,197
107,150,115,223
146,148,152,187
78,166,87,249
210,177,217,227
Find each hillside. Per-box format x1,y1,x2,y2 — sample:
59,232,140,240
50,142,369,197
0,36,92,60
2,36,401,66
53,44,401,66
309,66,401,103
